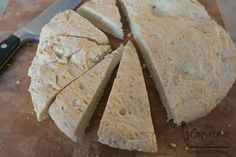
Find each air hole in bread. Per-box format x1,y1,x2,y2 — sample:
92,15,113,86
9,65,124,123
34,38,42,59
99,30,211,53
61,106,64,110
119,109,126,116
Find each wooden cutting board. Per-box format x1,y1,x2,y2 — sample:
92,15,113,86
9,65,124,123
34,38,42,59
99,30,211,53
0,0,235,157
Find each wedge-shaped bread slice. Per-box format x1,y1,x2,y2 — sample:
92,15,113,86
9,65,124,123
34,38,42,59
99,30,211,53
29,36,111,121
119,0,236,124
40,9,109,44
78,0,124,39
49,46,124,141
98,41,157,153
28,10,109,77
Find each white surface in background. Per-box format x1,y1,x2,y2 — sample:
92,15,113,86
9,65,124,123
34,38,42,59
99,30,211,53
0,0,10,15
217,0,236,41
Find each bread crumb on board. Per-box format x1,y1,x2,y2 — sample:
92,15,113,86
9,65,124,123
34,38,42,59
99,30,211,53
220,130,224,135
170,143,176,148
16,80,20,85
185,147,189,151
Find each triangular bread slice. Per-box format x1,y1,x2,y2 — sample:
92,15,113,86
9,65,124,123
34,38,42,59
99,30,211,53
78,0,124,39
97,41,157,153
119,0,236,124
40,9,109,44
48,46,124,141
29,36,111,121
28,10,109,77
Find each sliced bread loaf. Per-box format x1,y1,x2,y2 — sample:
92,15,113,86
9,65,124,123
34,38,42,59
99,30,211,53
28,10,112,121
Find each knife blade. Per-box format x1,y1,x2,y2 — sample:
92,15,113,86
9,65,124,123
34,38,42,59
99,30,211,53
0,0,83,70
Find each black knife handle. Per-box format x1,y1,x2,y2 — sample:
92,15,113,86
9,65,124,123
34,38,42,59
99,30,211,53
0,35,21,70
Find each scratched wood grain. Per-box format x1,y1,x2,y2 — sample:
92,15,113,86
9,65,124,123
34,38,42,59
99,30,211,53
0,0,235,157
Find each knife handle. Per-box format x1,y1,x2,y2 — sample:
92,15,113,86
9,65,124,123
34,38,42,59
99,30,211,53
0,35,21,70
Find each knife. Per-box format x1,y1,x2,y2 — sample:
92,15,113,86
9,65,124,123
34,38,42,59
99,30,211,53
0,0,83,70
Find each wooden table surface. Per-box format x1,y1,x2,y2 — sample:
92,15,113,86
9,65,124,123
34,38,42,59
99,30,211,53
0,0,235,157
